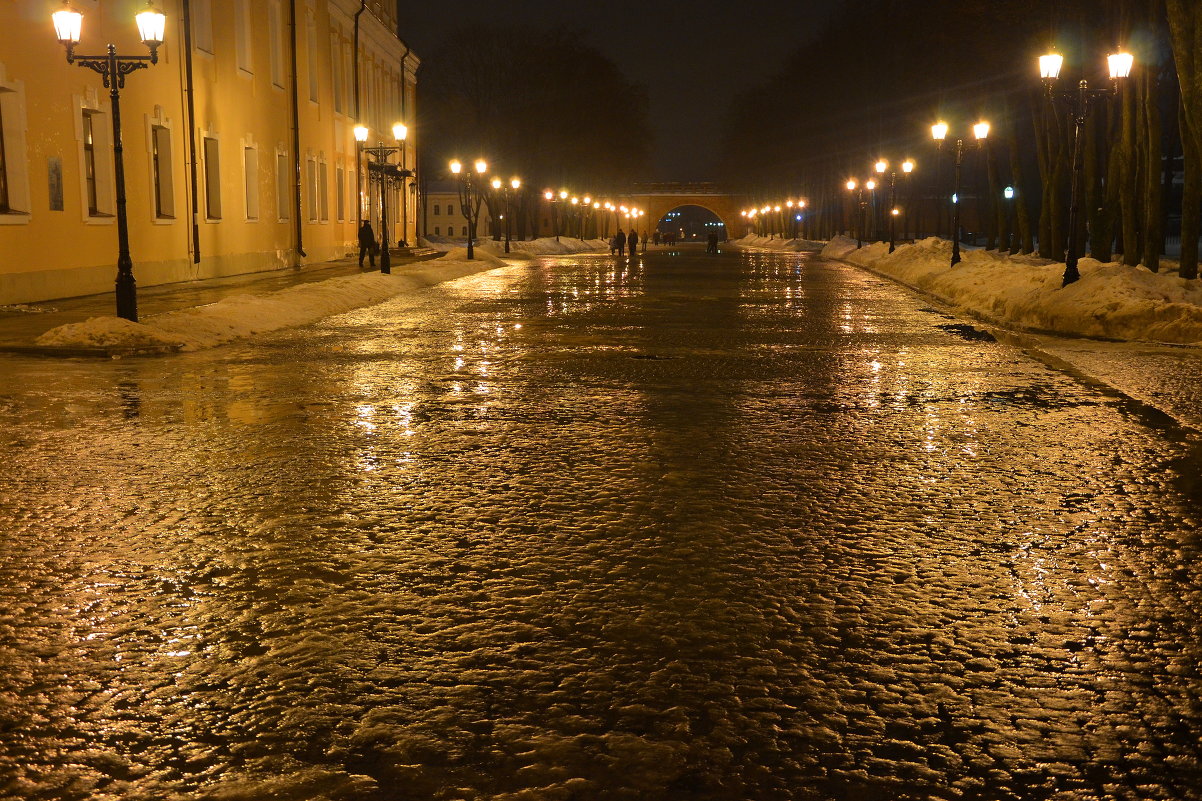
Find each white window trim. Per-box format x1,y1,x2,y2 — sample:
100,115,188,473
242,134,260,222
275,144,290,222
75,88,115,225
0,61,32,224
201,126,222,222
144,105,176,224
235,0,254,76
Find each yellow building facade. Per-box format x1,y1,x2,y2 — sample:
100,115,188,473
0,0,418,306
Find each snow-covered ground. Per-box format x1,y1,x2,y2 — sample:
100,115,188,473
733,234,1202,347
34,242,603,353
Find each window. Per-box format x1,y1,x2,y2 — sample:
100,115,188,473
447,203,455,216
276,149,290,220
306,155,317,221
268,1,284,87
307,14,319,103
243,145,259,220
433,226,439,236
336,166,344,221
433,203,439,216
331,35,343,113
82,113,99,215
235,0,253,74
193,0,213,54
461,226,467,236
0,103,8,213
318,158,328,222
203,135,221,219
0,68,34,218
151,124,174,218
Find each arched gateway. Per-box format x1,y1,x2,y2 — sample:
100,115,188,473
627,183,750,239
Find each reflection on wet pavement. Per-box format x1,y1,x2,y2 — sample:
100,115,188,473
1,249,1200,800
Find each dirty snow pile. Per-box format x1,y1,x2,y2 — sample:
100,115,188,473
35,254,507,352
821,235,1202,345
421,235,610,260
731,234,827,252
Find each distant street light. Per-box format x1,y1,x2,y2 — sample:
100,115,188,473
451,158,488,259
1040,49,1133,285
932,119,989,267
491,176,520,252
52,0,166,322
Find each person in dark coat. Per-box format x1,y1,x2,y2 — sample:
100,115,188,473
358,220,376,268
614,229,626,257
627,229,639,256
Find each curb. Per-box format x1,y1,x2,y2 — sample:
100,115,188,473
0,343,183,359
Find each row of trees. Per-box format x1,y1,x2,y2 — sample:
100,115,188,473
718,0,1202,279
418,26,652,240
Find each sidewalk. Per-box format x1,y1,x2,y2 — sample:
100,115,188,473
0,249,441,353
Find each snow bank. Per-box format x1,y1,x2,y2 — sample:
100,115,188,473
35,256,506,353
730,234,825,252
823,237,1202,345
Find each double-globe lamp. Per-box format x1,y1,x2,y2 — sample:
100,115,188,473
1039,48,1133,285
52,0,166,323
931,119,989,267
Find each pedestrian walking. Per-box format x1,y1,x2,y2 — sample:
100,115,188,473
358,220,377,269
614,229,626,257
627,229,638,257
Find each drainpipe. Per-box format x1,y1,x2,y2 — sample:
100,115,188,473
353,1,366,228
289,0,306,260
181,0,200,264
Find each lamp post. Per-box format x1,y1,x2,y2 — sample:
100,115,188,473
1040,49,1133,285
845,180,858,241
52,0,165,323
931,120,989,267
901,159,915,242
360,125,407,274
490,177,520,253
1003,185,1016,255
864,179,876,245
393,123,409,246
451,158,488,259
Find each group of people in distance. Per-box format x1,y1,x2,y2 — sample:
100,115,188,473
609,229,639,256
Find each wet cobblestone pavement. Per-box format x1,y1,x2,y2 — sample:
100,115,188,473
1,248,1201,800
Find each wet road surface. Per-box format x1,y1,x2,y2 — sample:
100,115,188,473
1,247,1201,800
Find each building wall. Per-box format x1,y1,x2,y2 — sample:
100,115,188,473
0,0,418,306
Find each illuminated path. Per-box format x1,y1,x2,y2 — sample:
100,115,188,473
1,246,1200,800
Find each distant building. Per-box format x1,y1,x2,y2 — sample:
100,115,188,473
0,0,419,305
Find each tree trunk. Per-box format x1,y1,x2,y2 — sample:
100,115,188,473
1008,113,1034,254
985,140,1004,251
1166,0,1200,277
1087,104,1112,261
1119,78,1141,266
1035,97,1056,258
1143,64,1164,272
1181,96,1201,279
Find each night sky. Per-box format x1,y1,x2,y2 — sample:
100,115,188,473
398,0,839,182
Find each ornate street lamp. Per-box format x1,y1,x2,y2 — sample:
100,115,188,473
451,158,488,259
52,0,165,322
901,159,915,241
360,124,408,274
1040,49,1133,285
931,119,989,267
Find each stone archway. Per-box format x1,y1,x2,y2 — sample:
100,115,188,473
624,184,751,240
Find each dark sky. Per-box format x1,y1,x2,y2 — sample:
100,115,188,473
398,1,838,181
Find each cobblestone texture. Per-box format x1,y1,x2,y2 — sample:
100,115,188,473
0,249,1200,800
